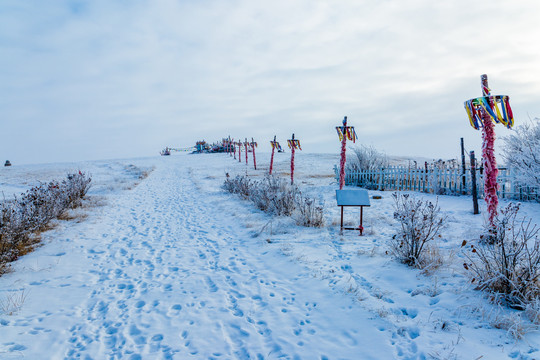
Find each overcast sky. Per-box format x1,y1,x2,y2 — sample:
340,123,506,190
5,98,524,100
1,0,540,165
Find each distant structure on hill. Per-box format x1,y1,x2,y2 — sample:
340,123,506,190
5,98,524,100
194,140,229,153
159,146,196,156
160,139,233,156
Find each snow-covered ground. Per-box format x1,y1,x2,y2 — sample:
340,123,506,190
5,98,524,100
1,152,540,359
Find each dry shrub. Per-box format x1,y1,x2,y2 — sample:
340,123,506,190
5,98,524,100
223,174,252,198
251,175,299,216
463,203,540,310
419,246,447,276
525,298,540,324
0,172,91,272
390,192,444,268
0,290,27,315
490,312,536,339
294,196,324,227
223,174,324,227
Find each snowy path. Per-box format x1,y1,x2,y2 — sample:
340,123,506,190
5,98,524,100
1,156,393,359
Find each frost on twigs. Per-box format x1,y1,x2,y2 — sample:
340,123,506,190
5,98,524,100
390,192,444,268
463,203,540,310
223,174,324,227
346,145,389,190
347,144,389,173
294,196,324,228
0,290,27,315
0,172,92,274
502,118,540,192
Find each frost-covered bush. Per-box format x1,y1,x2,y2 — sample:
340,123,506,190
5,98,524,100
390,192,444,268
223,174,252,198
345,145,389,189
65,172,92,205
347,145,389,172
0,172,91,274
223,174,324,227
502,118,540,190
294,196,324,227
250,176,299,216
463,203,540,309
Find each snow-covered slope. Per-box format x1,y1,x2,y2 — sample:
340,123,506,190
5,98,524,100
1,152,539,359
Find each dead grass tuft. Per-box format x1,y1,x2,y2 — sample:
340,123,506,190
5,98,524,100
0,290,27,315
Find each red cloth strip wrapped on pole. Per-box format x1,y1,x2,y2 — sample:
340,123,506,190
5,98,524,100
287,133,302,185
237,140,242,163
250,138,258,170
463,74,515,228
269,135,282,175
335,116,357,190
244,138,248,165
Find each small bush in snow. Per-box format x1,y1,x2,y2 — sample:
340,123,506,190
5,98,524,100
390,192,444,268
0,172,91,274
223,174,324,227
250,175,299,216
294,196,324,228
463,203,540,309
223,174,252,198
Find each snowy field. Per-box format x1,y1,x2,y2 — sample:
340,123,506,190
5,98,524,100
1,152,540,359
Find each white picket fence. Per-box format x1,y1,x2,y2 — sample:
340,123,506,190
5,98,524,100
335,165,540,202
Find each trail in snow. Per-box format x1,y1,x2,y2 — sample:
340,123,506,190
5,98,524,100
1,155,392,359
4,153,540,360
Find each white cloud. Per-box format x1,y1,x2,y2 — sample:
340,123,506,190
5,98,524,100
1,0,539,164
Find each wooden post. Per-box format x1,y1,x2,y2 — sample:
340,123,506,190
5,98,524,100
238,141,242,163
470,151,479,215
288,133,301,185
244,138,248,165
269,135,276,175
340,206,344,233
461,137,467,194
290,144,296,185
251,138,257,170
359,206,364,236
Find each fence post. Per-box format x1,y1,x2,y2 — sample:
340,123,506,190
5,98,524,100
470,151,480,215
461,137,467,194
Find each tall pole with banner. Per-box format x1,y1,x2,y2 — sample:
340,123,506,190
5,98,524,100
464,74,514,227
287,134,302,185
336,116,357,190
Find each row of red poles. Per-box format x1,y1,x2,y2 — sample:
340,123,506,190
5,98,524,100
222,134,304,184
222,117,356,187
222,137,259,169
